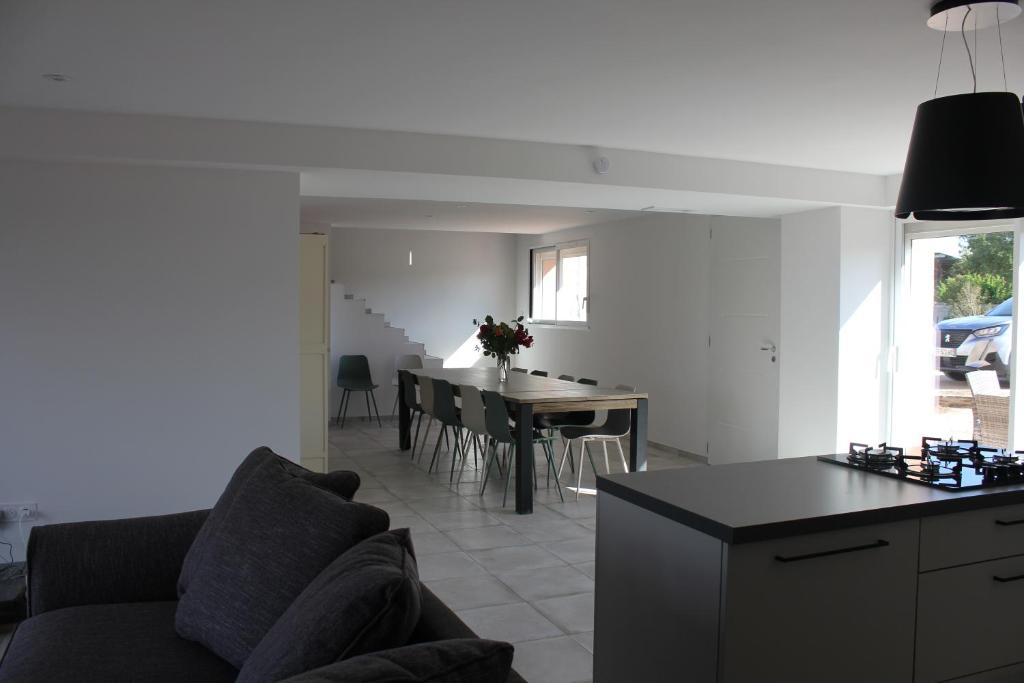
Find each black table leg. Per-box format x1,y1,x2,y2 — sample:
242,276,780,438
515,402,534,514
629,398,648,471
398,371,412,451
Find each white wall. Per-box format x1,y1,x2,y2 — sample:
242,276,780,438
836,207,894,450
0,160,300,559
778,206,894,458
778,207,842,458
514,213,715,456
328,227,517,364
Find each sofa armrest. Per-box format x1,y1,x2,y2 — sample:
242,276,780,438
26,509,209,616
409,585,527,683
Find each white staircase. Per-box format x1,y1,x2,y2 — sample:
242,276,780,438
329,283,442,421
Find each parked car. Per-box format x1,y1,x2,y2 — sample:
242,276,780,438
936,297,1013,382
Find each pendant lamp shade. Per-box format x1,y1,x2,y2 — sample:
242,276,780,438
895,91,1024,220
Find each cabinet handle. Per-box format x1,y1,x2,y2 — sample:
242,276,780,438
774,539,889,563
993,573,1024,583
994,518,1024,526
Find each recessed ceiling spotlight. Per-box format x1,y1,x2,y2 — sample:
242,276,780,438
42,73,71,83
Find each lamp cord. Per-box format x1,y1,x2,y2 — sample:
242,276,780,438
962,5,977,93
934,12,948,98
998,3,1008,91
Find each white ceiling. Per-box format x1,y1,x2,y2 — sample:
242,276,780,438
301,197,640,234
0,0,1017,175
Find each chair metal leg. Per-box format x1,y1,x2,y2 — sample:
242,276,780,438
428,426,444,473
418,417,434,462
480,440,499,496
340,390,352,429
335,389,347,425
615,438,628,472
391,392,399,419
546,442,564,502
493,439,504,477
369,390,382,428
449,426,463,483
576,441,587,501
602,440,611,474
412,411,424,460
503,444,516,507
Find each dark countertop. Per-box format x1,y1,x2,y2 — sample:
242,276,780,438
597,456,1024,544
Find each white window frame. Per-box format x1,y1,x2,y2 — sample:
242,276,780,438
529,239,590,328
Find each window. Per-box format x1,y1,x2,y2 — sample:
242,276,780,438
530,241,588,325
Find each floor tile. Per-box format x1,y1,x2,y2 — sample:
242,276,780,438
571,632,594,653
387,514,439,534
574,562,596,579
444,525,533,551
457,602,562,644
469,545,565,573
416,551,489,581
424,575,523,611
495,565,594,603
510,636,594,683
408,530,460,555
514,519,592,544
540,537,595,565
423,510,502,531
532,592,594,634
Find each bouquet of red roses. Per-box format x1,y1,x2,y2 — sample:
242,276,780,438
474,315,534,357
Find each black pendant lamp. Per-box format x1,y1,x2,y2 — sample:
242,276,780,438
896,0,1024,221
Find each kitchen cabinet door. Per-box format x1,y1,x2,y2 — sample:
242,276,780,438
719,520,919,683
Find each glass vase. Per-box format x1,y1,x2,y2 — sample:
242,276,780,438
496,354,511,382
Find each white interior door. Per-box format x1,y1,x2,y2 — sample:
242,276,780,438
709,217,781,465
300,234,330,473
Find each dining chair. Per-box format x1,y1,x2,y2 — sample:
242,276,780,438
456,385,491,484
401,372,426,460
479,390,563,505
530,370,548,377
391,354,423,418
558,384,635,500
416,376,436,461
541,376,599,474
427,379,464,482
335,355,382,429
511,368,528,374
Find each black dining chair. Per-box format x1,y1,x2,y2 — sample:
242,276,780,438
537,376,599,474
559,384,635,500
427,379,465,483
401,372,425,460
335,355,381,429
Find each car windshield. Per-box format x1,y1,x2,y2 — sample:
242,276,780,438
987,298,1014,317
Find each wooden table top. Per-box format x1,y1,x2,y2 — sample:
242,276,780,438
408,367,647,405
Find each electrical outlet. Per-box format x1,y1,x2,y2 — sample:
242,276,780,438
0,502,37,522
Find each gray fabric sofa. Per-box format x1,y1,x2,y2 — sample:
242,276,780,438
0,510,526,682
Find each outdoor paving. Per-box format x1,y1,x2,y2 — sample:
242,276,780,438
328,417,702,683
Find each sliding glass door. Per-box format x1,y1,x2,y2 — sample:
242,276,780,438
891,224,1018,452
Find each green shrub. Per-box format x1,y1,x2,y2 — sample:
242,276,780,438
937,272,1011,315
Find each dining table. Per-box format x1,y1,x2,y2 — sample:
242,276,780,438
397,367,649,514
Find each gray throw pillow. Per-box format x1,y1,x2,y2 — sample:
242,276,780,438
174,448,388,669
277,638,515,683
178,447,361,597
238,529,422,683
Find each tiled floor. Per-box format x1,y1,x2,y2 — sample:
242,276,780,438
329,418,702,683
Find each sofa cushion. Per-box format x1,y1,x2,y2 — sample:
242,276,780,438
0,601,237,683
277,639,515,683
239,529,422,683
174,449,388,669
178,447,361,596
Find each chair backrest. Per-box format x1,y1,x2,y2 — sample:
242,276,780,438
511,367,528,374
557,374,575,382
395,354,423,372
431,379,460,425
401,372,420,409
578,377,598,386
482,390,514,443
338,355,373,387
602,384,636,435
530,370,548,377
968,370,1001,396
419,375,436,414
459,385,488,434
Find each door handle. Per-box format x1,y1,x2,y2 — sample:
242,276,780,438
760,342,777,363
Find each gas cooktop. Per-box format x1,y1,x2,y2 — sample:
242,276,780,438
817,438,1024,491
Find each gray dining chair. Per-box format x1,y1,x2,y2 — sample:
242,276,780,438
335,355,381,429
456,385,491,484
391,354,423,418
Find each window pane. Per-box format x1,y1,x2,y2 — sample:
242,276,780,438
557,245,588,322
532,249,558,320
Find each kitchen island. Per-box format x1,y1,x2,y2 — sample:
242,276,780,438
594,456,1024,683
